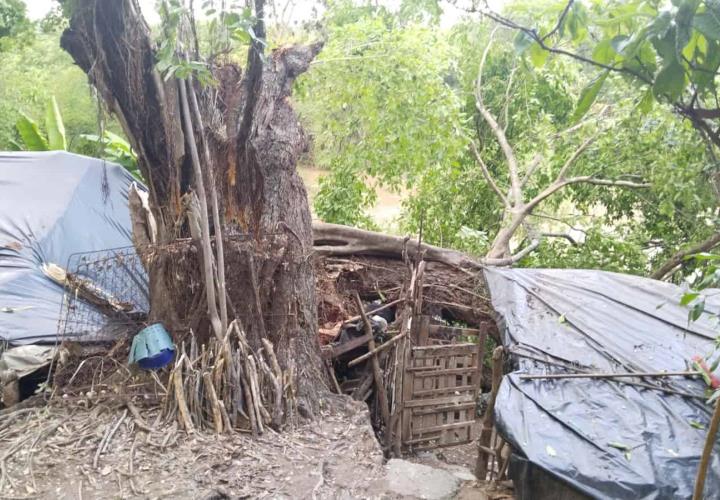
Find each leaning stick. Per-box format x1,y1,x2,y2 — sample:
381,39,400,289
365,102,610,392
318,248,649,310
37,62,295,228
347,331,409,368
354,293,391,432
202,372,223,434
173,366,194,433
342,299,404,326
693,397,720,499
187,77,228,334
178,78,223,341
520,371,701,381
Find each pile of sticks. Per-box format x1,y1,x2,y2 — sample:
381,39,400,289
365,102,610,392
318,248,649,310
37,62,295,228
163,320,295,435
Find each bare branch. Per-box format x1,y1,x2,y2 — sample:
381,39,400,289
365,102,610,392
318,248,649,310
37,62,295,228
555,134,598,182
502,66,518,133
476,27,522,205
540,0,575,42
470,142,510,208
651,231,720,281
526,176,650,213
520,153,543,189
542,232,579,246
482,238,541,266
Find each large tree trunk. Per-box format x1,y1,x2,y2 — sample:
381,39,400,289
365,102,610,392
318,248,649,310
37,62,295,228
60,0,329,412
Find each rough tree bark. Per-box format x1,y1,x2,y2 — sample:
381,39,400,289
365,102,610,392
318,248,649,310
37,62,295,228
60,0,329,412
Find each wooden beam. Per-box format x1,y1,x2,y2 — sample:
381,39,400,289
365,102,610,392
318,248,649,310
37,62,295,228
354,293,391,442
347,330,409,367
476,346,504,480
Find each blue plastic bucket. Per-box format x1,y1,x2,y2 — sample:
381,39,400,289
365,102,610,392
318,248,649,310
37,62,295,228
129,323,175,370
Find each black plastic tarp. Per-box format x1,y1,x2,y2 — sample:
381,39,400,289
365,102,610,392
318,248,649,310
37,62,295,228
0,152,139,344
484,268,720,500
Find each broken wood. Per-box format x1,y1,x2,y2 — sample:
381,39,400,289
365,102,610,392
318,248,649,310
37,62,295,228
324,333,373,359
202,372,223,434
341,298,405,326
347,331,408,368
476,346,504,480
354,293,391,442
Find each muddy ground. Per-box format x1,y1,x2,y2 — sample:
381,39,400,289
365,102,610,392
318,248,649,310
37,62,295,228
0,395,511,499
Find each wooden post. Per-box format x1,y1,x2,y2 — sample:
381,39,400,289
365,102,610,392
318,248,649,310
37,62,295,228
354,293,391,446
475,346,504,480
693,397,720,499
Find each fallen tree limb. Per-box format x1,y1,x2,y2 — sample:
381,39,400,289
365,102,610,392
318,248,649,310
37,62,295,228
651,232,720,281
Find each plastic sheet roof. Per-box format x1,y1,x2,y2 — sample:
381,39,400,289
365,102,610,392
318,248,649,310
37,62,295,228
485,268,720,499
0,152,137,344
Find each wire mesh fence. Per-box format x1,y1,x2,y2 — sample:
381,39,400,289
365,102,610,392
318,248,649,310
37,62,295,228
57,246,149,343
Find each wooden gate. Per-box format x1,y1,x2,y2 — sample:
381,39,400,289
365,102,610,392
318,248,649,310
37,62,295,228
400,339,484,451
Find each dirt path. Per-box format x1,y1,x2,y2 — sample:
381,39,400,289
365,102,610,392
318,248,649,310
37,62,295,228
0,398,505,499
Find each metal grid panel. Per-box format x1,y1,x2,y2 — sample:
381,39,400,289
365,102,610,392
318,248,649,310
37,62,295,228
57,246,149,342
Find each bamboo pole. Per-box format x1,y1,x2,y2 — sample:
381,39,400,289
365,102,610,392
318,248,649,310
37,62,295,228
187,78,228,335
354,293,391,438
693,398,720,500
178,79,223,341
476,346,504,480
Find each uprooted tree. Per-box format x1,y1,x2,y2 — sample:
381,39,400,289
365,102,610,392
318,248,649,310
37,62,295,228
59,0,330,416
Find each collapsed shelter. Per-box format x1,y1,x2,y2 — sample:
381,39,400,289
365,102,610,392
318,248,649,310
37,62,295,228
1,152,719,499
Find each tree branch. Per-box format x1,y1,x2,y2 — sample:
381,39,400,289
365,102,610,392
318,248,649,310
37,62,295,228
476,27,522,205
526,176,650,214
474,2,653,86
520,154,543,189
555,134,598,182
493,238,541,265
650,231,720,281
542,232,579,246
470,142,510,208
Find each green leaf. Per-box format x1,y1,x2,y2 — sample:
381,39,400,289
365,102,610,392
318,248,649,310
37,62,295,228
675,1,701,60
689,299,706,321
637,88,655,114
680,292,700,305
592,39,615,64
690,420,706,429
44,96,66,151
513,31,534,54
652,60,686,101
608,442,630,451
529,41,549,67
694,11,720,40
611,35,631,55
572,70,609,122
15,114,49,151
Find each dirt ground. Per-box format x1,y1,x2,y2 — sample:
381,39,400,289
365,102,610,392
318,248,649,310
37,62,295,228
0,394,512,500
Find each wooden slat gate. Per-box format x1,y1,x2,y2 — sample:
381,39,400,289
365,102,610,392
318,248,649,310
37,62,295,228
401,342,482,451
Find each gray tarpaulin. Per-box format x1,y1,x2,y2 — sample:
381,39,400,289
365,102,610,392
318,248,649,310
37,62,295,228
0,152,138,344
485,268,720,500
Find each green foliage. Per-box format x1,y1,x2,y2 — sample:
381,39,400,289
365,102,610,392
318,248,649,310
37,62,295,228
507,0,720,122
297,5,468,227
13,96,67,152
80,131,142,181
45,96,67,151
14,113,49,151
0,0,28,40
0,31,104,153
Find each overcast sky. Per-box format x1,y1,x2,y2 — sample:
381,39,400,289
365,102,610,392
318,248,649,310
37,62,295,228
23,0,162,23
22,0,506,27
